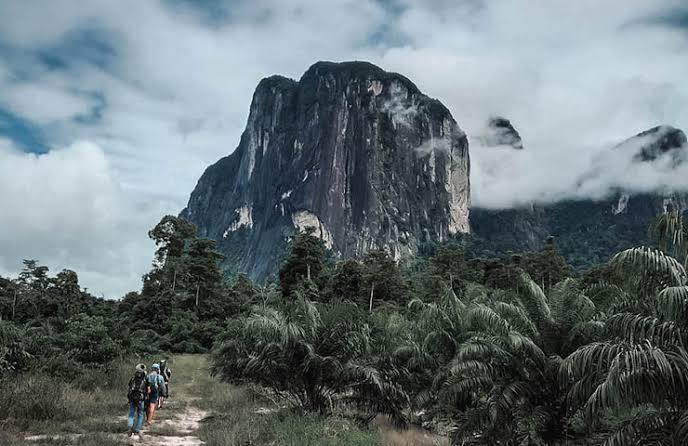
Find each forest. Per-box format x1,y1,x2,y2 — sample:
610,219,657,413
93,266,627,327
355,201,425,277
2,210,688,445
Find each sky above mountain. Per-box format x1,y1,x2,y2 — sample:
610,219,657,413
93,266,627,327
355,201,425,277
0,0,687,297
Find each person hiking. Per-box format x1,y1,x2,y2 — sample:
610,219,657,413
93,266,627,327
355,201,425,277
158,359,172,409
145,363,166,426
126,367,148,437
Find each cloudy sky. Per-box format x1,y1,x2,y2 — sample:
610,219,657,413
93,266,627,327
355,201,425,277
0,0,687,297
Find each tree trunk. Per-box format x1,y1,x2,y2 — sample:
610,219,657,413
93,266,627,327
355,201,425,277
12,289,17,321
195,284,200,308
172,270,177,291
307,263,311,281
368,283,375,312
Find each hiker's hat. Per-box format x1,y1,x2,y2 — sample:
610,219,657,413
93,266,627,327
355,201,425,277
136,363,146,371
152,363,160,370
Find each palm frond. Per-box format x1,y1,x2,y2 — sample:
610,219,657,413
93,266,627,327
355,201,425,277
606,312,683,347
492,302,539,339
611,247,687,288
466,304,511,336
657,285,688,321
517,273,554,325
603,410,676,446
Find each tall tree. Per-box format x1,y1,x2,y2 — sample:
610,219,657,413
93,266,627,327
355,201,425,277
328,259,364,303
279,228,328,298
522,237,570,290
362,250,407,309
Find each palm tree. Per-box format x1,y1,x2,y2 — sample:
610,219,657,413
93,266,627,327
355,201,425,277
211,290,409,420
652,210,687,267
399,274,602,444
560,247,688,445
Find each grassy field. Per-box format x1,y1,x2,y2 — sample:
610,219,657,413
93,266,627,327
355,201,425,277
0,354,446,446
0,357,134,445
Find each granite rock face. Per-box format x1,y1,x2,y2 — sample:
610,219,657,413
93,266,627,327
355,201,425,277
182,61,470,280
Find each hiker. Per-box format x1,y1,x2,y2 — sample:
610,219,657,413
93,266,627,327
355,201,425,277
145,363,166,426
158,359,172,409
126,367,148,437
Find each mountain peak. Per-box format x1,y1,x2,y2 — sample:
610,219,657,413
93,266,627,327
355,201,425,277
627,125,686,165
477,116,524,150
182,61,470,280
301,60,422,94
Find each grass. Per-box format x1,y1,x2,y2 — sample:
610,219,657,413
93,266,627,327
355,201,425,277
192,355,382,446
0,354,155,441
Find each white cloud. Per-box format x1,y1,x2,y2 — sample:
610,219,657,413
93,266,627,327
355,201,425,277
0,82,93,124
0,0,687,294
0,141,170,298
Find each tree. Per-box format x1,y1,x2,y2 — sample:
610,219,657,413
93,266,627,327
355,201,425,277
279,228,328,298
143,215,197,297
211,297,407,420
522,237,570,291
653,210,687,267
148,215,197,265
60,314,119,365
186,237,226,317
561,247,688,445
362,250,407,309
430,245,483,289
328,259,364,303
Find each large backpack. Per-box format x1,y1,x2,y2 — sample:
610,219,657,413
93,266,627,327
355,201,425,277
127,372,147,404
160,364,171,382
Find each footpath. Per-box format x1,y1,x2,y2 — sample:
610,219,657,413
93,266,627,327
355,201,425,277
24,355,209,446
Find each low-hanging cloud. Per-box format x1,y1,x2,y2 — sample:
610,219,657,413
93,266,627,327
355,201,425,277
471,128,688,209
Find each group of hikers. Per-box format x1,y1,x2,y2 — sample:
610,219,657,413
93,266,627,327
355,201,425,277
126,359,172,438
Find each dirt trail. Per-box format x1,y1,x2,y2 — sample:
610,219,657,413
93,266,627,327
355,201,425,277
25,355,210,445
128,358,209,446
129,404,208,446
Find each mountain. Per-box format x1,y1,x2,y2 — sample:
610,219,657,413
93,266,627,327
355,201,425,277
469,125,688,271
181,61,470,280
484,116,524,150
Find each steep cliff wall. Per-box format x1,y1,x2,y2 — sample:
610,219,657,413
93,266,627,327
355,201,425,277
182,61,470,280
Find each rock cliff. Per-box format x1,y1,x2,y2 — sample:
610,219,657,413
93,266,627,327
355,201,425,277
181,61,470,280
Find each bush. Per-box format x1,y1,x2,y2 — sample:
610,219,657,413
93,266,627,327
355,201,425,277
0,322,30,377
0,375,87,424
124,329,165,356
60,315,119,365
38,354,83,380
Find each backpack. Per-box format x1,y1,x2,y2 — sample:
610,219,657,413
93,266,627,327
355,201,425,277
146,373,160,394
160,364,170,382
127,373,147,404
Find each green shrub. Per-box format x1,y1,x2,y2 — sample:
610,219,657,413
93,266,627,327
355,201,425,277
0,375,87,424
60,315,119,365
125,329,165,355
0,322,31,377
38,354,83,380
